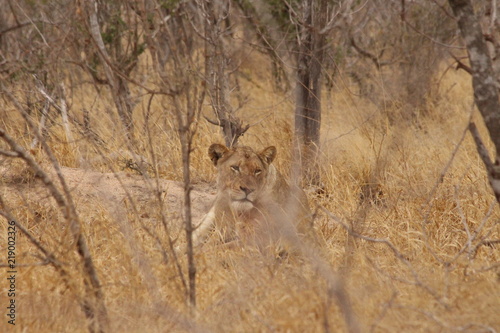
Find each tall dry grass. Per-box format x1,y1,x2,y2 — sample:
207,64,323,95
0,53,499,333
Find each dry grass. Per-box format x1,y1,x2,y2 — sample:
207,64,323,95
0,55,499,333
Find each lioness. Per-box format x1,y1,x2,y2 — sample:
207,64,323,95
194,143,318,251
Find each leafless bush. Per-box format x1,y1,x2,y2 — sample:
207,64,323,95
0,88,109,333
0,1,498,332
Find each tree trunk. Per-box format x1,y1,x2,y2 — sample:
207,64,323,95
294,0,328,185
448,0,500,203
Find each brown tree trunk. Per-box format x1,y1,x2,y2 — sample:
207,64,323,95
448,0,500,202
294,0,328,185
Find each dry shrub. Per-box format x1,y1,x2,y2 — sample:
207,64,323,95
0,52,499,333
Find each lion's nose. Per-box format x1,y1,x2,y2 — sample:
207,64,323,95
240,186,254,196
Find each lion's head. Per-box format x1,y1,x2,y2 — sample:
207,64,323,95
209,143,277,212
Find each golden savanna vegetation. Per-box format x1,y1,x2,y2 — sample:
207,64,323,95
0,1,499,332
1,52,498,332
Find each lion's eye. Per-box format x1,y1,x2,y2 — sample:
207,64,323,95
254,169,262,176
231,165,240,173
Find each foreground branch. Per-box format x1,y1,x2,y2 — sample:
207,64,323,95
468,122,500,203
0,87,109,332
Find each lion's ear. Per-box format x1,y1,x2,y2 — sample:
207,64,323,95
208,144,229,166
260,146,277,165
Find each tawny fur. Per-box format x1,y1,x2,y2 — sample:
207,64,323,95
194,144,317,250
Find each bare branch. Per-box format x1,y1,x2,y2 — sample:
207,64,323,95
0,207,68,271
468,121,500,203
1,86,109,333
349,35,382,69
0,149,19,157
468,122,494,170
453,185,472,254
0,21,31,35
451,54,473,74
471,239,500,258
321,206,447,307
420,112,473,264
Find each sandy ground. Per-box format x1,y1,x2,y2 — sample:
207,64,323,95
1,164,217,227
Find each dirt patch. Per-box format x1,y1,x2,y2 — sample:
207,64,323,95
1,165,217,225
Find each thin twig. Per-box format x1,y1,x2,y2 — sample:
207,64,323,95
1,85,109,333
421,110,473,264
453,185,473,254
321,206,447,307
